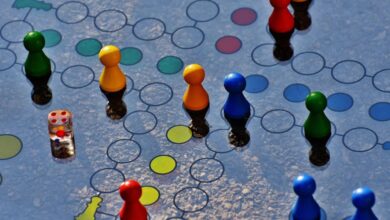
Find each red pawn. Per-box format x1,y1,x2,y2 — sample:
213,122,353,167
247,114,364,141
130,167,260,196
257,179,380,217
268,0,295,61
119,180,147,220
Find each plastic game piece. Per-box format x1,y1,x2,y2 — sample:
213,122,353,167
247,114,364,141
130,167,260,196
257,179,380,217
182,64,210,138
268,0,295,61
223,72,250,147
348,187,378,220
290,174,323,220
304,91,331,166
119,180,147,220
23,31,52,105
99,45,127,120
48,109,75,160
291,0,313,30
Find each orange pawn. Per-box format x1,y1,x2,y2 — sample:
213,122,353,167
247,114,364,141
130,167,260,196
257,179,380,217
182,64,210,138
99,45,127,120
119,180,147,220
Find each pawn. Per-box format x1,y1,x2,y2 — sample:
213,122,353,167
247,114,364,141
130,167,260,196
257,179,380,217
291,0,313,30
23,31,52,105
348,187,378,220
304,91,331,167
119,180,147,220
182,64,210,138
290,174,323,220
269,0,295,61
99,45,127,120
223,73,250,147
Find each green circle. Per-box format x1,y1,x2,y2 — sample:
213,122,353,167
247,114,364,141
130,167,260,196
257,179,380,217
0,134,22,160
140,186,160,206
120,47,143,65
157,56,184,74
76,38,102,57
150,155,177,175
167,125,192,144
41,29,62,48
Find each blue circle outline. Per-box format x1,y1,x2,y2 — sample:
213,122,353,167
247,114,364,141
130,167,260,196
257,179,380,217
189,158,225,183
123,110,158,135
171,26,205,49
139,82,173,106
260,109,296,134
173,186,209,213
61,65,95,89
342,127,378,152
106,138,142,163
0,20,34,43
331,60,366,84
90,168,125,193
291,51,326,75
55,1,89,24
0,48,16,71
186,0,220,22
94,9,128,33
205,129,234,153
251,43,280,67
372,69,390,93
132,17,166,41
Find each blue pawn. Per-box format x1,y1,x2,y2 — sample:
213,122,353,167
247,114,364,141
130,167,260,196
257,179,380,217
349,187,378,220
291,174,324,220
223,73,250,147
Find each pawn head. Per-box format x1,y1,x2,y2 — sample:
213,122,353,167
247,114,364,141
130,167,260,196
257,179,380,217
99,45,121,67
293,174,316,196
224,72,246,93
352,187,376,209
270,0,291,8
183,64,205,84
23,31,45,52
119,180,142,201
305,91,327,113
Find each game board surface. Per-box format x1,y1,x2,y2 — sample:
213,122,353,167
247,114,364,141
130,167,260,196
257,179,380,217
1,0,390,219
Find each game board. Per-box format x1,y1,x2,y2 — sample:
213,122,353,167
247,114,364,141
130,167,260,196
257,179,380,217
1,0,390,219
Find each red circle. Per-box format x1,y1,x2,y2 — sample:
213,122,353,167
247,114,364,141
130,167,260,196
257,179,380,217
51,119,57,123
61,111,66,115
61,118,67,123
51,112,56,116
56,130,65,138
231,8,257,26
215,36,242,54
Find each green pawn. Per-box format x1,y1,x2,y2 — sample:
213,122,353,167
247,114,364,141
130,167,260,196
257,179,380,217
304,91,331,166
24,31,52,105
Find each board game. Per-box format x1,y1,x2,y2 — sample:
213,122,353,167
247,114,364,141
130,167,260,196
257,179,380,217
1,0,390,219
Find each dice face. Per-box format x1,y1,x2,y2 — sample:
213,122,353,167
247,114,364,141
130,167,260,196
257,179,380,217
48,109,73,133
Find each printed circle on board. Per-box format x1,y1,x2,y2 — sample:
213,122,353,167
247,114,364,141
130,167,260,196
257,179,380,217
140,186,160,206
383,141,390,150
291,52,325,75
150,155,177,175
186,0,219,22
245,74,269,93
372,69,390,93
369,102,390,121
283,83,310,103
261,109,295,133
166,125,192,144
231,8,257,26
205,129,234,153
331,60,366,84
251,43,279,67
174,187,209,212
172,26,205,49
0,49,16,71
139,82,173,106
133,18,165,41
61,65,95,89
41,29,62,48
0,134,22,160
107,139,141,163
327,93,353,112
1,20,33,43
343,127,378,152
90,168,125,193
75,38,102,57
0,173,2,185
157,56,184,75
123,111,157,134
120,47,143,66
94,9,127,32
215,36,242,54
56,1,89,24
190,158,224,183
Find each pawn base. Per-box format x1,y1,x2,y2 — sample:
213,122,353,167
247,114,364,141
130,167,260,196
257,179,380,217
309,147,330,167
228,130,250,147
289,207,327,220
273,46,294,61
294,15,312,31
189,121,209,138
106,102,127,120
31,86,52,105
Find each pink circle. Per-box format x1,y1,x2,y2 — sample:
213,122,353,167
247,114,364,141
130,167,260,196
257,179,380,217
215,36,242,54
231,8,257,26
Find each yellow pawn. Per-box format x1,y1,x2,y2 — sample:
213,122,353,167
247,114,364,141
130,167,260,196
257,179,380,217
182,64,210,138
99,45,127,120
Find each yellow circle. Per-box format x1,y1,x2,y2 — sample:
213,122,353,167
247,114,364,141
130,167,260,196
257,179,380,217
0,135,22,160
167,125,192,144
140,186,160,206
150,155,177,175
